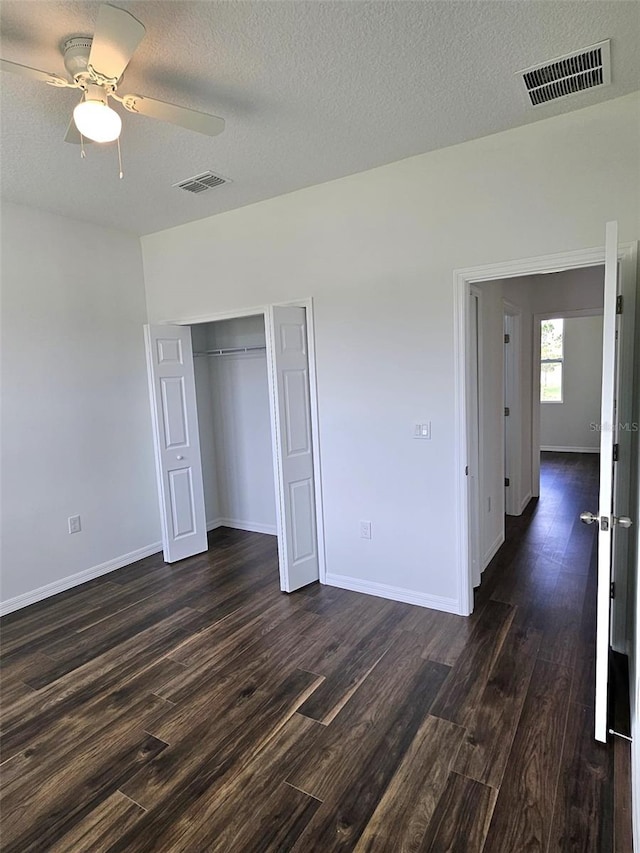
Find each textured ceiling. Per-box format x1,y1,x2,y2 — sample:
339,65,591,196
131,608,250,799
1,1,639,236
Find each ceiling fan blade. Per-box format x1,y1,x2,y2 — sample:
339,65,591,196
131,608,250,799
1,58,72,88
64,116,94,145
88,4,145,83
121,94,225,136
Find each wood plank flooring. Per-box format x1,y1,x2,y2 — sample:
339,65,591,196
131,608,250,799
0,452,631,851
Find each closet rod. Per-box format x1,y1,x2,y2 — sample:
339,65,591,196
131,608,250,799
193,345,267,357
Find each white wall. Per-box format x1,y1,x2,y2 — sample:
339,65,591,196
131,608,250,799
142,93,640,612
192,317,276,534
0,202,160,611
540,315,603,451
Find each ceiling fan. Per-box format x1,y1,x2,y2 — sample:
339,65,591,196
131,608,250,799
0,4,225,150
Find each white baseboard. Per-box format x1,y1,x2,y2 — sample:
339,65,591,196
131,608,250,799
207,518,277,536
482,532,505,571
519,491,533,514
324,572,461,614
0,541,163,617
540,446,600,453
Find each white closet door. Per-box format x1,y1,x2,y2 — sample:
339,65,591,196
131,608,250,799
269,306,319,591
144,324,208,563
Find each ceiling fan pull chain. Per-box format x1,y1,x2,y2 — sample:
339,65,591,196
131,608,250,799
80,133,86,159
117,136,123,179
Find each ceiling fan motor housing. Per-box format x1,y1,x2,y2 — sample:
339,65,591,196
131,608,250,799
63,37,92,81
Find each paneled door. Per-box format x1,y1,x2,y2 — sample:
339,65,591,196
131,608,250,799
144,325,208,563
583,221,630,743
268,306,320,591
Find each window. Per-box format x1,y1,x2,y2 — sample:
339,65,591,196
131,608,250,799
540,318,564,403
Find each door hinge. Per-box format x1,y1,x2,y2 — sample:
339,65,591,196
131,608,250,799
504,333,510,344
613,443,619,462
616,295,623,315
465,465,469,476
504,407,510,417
505,477,510,487
610,582,615,599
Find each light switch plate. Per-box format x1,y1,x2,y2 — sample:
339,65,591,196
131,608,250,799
413,422,431,439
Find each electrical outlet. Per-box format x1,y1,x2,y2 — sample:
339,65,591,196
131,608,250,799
360,520,372,539
68,514,81,534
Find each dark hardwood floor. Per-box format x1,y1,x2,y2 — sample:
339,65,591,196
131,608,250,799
0,452,631,851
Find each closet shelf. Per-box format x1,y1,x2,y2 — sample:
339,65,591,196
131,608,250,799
193,345,267,357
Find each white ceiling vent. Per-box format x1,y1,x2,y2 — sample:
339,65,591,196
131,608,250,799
518,40,611,107
173,171,229,194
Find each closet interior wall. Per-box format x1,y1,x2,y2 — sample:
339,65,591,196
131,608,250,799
191,316,277,535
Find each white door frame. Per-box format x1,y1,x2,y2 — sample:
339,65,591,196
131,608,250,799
468,286,483,588
503,301,522,517
454,241,637,616
163,298,327,586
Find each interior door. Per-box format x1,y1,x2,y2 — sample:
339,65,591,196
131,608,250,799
268,306,319,592
144,324,208,563
503,314,511,513
585,221,622,743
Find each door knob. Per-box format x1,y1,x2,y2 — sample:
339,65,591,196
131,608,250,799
614,516,633,528
176,455,184,460
580,511,598,525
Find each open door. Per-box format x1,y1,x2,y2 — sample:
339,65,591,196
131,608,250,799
268,306,320,592
581,222,631,742
144,324,208,563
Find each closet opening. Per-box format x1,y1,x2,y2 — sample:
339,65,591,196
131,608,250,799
144,302,324,595
192,315,277,545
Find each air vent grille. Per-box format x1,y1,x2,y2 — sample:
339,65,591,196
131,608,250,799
173,171,228,194
519,40,610,107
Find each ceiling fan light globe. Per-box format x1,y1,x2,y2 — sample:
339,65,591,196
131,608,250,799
73,100,121,142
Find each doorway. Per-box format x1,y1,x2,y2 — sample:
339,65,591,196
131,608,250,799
454,239,636,618
144,300,326,594
478,271,606,570
191,314,277,538
454,231,637,748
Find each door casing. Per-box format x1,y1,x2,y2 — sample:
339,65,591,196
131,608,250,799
467,286,483,588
